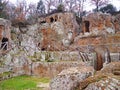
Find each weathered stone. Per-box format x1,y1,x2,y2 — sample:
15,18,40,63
0,18,11,41
77,62,120,90
50,66,94,90
113,14,120,32
84,76,120,90
100,61,120,75
38,12,79,50
82,13,115,35
74,34,120,52
32,62,86,78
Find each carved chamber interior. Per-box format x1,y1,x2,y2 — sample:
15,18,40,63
1,37,8,50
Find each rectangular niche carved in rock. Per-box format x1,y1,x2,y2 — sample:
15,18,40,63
84,21,90,32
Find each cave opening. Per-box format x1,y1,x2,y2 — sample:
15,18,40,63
1,37,8,50
55,15,58,22
40,21,46,24
50,17,54,23
84,21,90,32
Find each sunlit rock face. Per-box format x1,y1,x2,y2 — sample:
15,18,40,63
38,12,79,50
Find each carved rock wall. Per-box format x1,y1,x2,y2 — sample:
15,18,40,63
74,34,120,52
38,12,79,50
32,62,86,78
0,18,11,41
82,13,116,35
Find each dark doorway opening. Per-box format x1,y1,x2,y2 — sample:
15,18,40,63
40,21,46,24
1,37,8,50
50,17,54,23
84,21,90,32
41,48,46,51
55,15,58,22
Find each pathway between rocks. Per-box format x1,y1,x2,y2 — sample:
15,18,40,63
37,82,50,90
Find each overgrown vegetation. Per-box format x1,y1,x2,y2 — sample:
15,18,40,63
0,75,50,90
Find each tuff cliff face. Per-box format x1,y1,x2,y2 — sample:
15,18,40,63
0,18,11,41
37,12,120,52
38,12,79,50
74,13,120,53
0,12,120,89
82,13,120,35
0,18,10,39
0,18,11,54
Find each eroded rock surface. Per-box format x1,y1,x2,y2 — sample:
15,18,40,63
77,62,120,90
85,76,120,90
50,66,94,90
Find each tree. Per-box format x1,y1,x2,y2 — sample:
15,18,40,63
6,0,32,25
5,2,16,20
99,4,117,14
44,0,55,13
27,4,38,24
91,0,109,12
37,0,45,16
59,0,63,3
0,0,8,18
57,4,64,12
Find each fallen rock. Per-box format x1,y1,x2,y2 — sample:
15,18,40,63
84,75,120,90
101,61,120,75
50,66,94,90
77,62,120,90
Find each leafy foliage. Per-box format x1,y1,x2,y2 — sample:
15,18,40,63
57,4,65,12
37,0,45,16
99,4,117,14
0,0,8,18
91,0,109,12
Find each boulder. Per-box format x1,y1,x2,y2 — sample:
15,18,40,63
50,66,94,90
84,75,120,90
78,62,120,90
101,61,120,75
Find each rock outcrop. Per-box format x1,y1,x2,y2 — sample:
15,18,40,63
0,18,11,53
83,74,120,90
74,13,120,53
0,18,11,41
113,14,120,32
38,12,79,50
32,61,86,78
82,13,115,35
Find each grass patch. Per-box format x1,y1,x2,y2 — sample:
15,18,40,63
0,75,50,90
